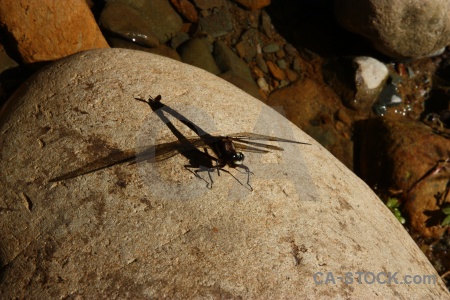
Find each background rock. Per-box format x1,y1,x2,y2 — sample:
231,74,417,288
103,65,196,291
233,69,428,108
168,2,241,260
335,0,450,58
0,0,108,63
0,48,448,298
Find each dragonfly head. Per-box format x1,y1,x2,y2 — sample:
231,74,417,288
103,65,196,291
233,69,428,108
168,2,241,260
230,152,245,165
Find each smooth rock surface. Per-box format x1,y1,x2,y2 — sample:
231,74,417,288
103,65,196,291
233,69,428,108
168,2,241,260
0,48,448,298
0,0,109,63
335,0,450,58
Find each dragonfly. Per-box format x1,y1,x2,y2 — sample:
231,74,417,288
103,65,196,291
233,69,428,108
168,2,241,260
49,97,310,189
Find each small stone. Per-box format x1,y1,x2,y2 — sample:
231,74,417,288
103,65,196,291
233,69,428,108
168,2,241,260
267,61,285,80
276,59,286,70
262,43,279,53
354,56,388,90
284,43,297,57
257,77,270,93
285,68,299,82
235,42,246,58
336,109,352,126
276,49,285,59
292,56,302,72
213,40,254,83
252,66,264,78
259,10,272,37
255,54,268,73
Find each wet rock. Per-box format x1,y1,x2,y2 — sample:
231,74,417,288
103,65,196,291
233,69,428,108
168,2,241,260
178,38,221,75
335,0,450,58
196,3,233,37
0,0,108,63
213,40,254,83
169,0,199,23
356,118,450,237
104,0,182,44
232,0,271,10
108,38,180,61
351,56,389,111
99,2,160,48
2,48,447,298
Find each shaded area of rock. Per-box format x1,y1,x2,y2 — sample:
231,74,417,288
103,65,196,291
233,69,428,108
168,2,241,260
355,118,450,237
178,38,221,75
268,78,353,169
0,0,109,63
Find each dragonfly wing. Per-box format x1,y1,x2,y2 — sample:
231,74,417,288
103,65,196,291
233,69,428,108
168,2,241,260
233,142,271,153
228,132,310,145
232,139,284,151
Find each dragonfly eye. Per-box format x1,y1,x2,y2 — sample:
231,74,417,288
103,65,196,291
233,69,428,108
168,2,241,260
231,152,244,165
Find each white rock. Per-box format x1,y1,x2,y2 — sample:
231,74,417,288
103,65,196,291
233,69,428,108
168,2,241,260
0,48,448,298
354,56,389,90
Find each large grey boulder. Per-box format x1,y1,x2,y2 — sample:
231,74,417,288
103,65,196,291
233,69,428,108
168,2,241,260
335,0,450,58
0,49,448,298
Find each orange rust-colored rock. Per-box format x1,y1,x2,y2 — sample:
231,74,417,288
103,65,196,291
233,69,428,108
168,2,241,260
169,0,198,23
0,0,109,63
266,61,285,80
232,0,271,10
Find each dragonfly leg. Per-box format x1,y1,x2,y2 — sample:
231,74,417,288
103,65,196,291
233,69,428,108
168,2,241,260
235,164,254,191
184,165,215,189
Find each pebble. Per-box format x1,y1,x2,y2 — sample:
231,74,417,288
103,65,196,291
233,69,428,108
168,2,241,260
336,109,352,126
259,10,273,37
283,43,297,57
276,49,285,59
354,56,388,90
252,66,264,78
267,61,285,80
285,68,299,82
170,32,190,49
255,54,268,73
257,77,270,92
262,43,280,53
292,56,302,72
276,59,287,70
